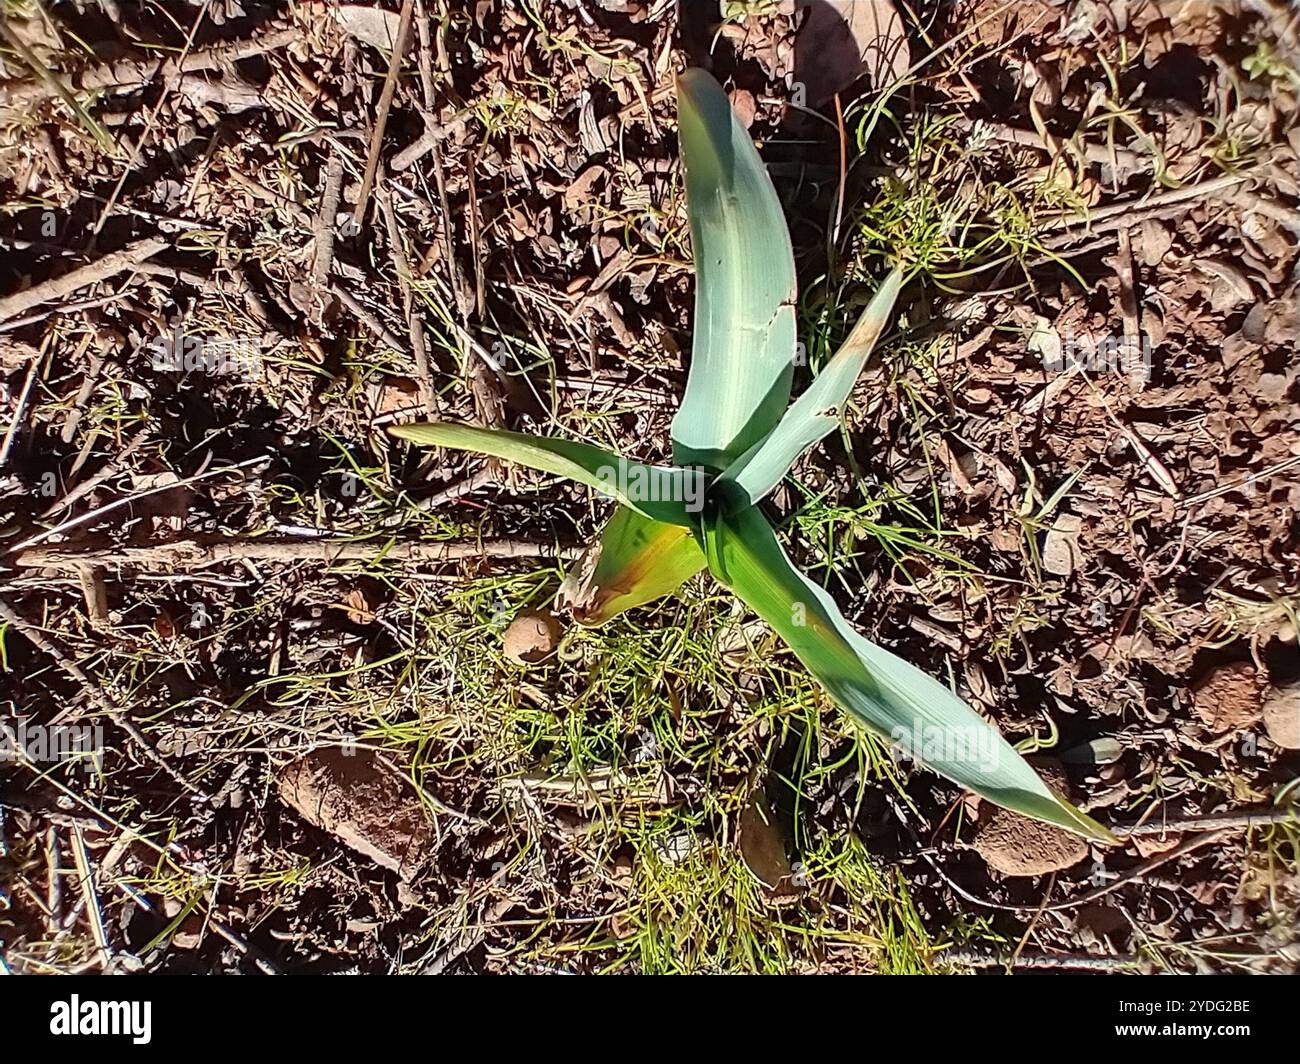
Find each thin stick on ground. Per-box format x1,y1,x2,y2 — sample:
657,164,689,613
0,26,301,105
0,238,169,322
9,456,265,553
330,283,409,355
379,191,440,415
310,149,345,289
1180,454,1300,508
351,0,416,229
0,336,45,466
0,597,209,797
922,829,1235,915
68,822,112,970
38,425,152,519
1042,173,1250,242
1117,808,1300,835
13,535,579,571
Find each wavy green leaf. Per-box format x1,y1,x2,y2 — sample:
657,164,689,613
671,68,798,472
390,422,704,526
715,269,903,512
704,506,1117,844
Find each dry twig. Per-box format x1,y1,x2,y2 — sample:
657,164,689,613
0,238,168,322
14,536,578,571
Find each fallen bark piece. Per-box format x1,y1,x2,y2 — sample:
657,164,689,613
277,748,433,877
739,788,794,893
794,0,910,105
1262,682,1300,750
1042,513,1084,576
973,760,1090,877
1191,662,1262,735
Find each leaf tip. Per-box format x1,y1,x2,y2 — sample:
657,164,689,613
1059,798,1120,845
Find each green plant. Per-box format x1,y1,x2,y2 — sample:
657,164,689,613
391,69,1115,844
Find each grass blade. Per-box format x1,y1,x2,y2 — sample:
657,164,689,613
705,506,1117,843
671,68,797,472
390,422,704,526
0,20,120,159
715,269,903,511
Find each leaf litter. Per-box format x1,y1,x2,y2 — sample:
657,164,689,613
0,0,1296,974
